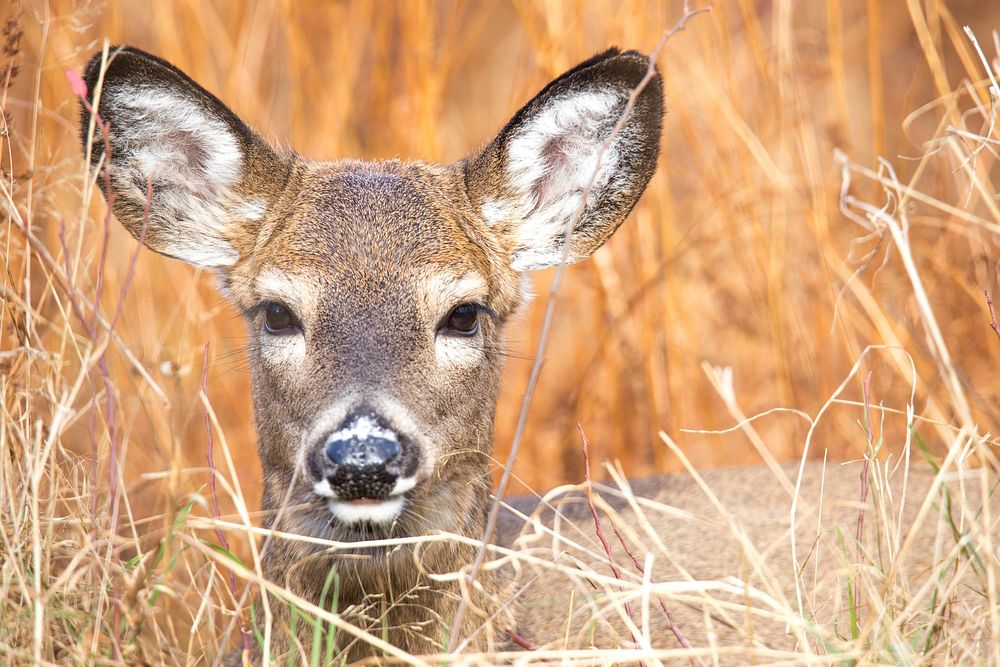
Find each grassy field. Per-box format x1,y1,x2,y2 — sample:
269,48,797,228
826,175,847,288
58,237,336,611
2,0,999,663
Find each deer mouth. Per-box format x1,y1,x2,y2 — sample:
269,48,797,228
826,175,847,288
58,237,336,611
326,495,407,525
313,476,417,526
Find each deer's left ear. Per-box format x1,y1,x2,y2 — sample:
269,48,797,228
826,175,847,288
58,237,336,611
464,48,662,272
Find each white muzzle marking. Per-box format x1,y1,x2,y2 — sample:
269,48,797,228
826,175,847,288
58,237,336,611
313,476,417,525
326,496,407,525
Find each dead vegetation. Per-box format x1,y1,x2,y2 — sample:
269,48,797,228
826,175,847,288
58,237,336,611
1,0,999,664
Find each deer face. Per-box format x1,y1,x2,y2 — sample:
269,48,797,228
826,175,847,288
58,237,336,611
222,160,519,539
81,46,662,550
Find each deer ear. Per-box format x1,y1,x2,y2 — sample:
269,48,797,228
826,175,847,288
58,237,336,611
464,49,662,272
80,46,293,268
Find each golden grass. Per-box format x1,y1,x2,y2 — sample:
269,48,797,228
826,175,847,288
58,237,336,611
1,0,999,664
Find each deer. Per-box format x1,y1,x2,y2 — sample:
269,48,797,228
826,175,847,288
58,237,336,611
80,45,996,663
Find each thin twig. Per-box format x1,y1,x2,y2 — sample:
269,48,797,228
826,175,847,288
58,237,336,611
853,370,874,629
986,289,1000,342
579,425,640,653
66,67,147,658
581,426,696,663
202,344,248,654
505,628,534,650
858,370,874,559
447,4,709,651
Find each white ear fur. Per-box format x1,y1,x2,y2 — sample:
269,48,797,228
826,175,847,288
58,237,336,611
483,88,628,271
466,49,662,274
103,84,259,267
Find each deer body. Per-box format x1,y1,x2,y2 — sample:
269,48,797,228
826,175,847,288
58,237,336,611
500,461,974,656
81,46,993,663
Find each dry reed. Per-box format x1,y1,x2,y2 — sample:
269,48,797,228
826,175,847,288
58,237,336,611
1,0,999,664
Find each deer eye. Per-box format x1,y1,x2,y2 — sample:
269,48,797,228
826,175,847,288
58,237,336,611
263,302,299,335
442,303,481,336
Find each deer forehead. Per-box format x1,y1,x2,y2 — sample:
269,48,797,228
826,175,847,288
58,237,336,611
235,163,507,314
272,165,485,259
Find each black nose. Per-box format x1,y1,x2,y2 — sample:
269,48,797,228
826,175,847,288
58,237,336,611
323,413,402,500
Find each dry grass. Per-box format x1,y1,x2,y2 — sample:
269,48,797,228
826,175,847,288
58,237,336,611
1,0,999,664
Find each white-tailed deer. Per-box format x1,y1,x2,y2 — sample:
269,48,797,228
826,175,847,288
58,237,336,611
81,46,995,663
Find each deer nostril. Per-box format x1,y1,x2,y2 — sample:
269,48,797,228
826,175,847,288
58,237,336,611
325,435,401,469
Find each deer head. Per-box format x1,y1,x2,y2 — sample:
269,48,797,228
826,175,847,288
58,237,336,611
81,45,662,572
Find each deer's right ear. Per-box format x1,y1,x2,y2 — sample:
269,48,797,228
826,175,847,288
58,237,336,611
80,46,292,268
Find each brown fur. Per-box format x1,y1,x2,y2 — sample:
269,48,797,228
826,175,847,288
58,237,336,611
500,461,995,660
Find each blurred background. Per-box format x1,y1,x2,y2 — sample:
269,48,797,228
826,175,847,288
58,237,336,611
4,0,1000,517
